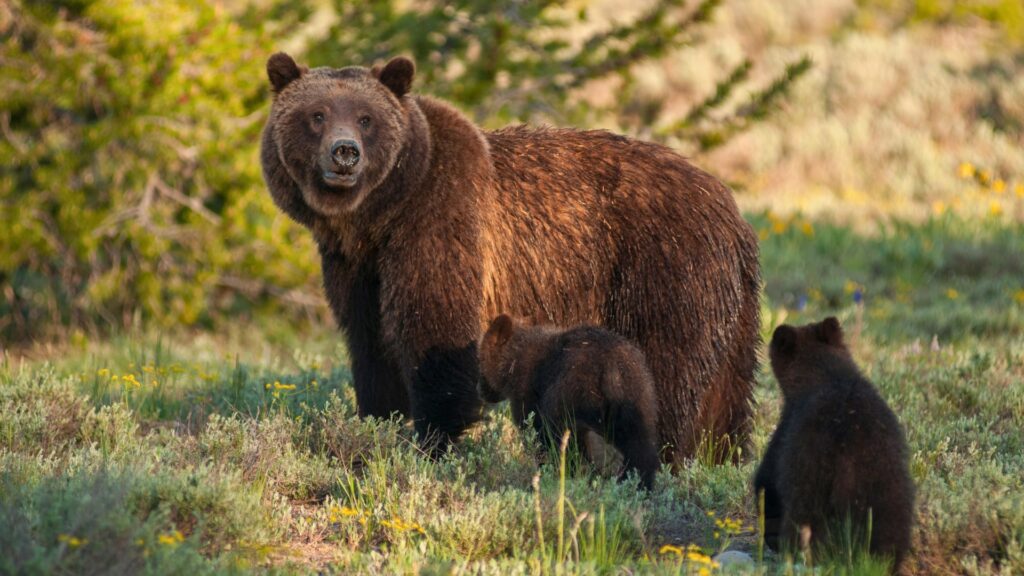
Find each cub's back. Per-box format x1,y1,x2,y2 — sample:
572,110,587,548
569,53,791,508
534,326,656,411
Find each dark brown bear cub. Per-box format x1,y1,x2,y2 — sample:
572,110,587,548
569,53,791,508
754,317,914,572
479,315,660,490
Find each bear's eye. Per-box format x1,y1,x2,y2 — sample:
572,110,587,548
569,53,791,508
312,112,325,125
358,115,372,128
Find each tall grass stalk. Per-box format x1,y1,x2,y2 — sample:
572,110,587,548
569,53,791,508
533,473,547,568
758,488,766,564
557,429,570,564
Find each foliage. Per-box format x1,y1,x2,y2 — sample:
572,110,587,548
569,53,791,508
0,470,237,575
0,0,321,343
0,0,809,344
658,55,813,151
754,211,1024,341
858,0,1024,43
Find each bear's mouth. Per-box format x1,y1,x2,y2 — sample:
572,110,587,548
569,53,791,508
321,170,359,189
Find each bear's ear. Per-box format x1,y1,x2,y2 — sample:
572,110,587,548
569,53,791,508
484,314,516,348
376,56,415,98
267,52,304,93
771,325,797,356
818,316,844,347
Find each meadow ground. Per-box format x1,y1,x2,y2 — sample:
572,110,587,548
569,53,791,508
2,213,1022,575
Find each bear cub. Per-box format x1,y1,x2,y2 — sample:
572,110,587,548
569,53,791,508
754,317,914,572
479,314,660,490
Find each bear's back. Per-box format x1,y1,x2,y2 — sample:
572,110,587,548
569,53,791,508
532,326,656,418
784,375,907,476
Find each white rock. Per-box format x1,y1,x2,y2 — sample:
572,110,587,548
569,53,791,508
713,550,755,567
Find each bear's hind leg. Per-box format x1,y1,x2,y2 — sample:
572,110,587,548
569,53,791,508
608,401,660,491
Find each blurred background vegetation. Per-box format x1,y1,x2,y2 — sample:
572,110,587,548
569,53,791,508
1,0,1022,345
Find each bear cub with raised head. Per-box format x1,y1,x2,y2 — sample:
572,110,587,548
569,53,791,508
754,317,914,572
479,314,660,490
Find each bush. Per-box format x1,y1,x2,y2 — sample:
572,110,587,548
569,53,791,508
1,0,320,341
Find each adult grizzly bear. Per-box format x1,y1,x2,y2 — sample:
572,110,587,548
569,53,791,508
478,314,661,489
260,53,761,461
755,318,914,572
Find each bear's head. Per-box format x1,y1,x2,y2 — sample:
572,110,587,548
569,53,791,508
478,314,520,403
261,52,418,217
769,316,854,399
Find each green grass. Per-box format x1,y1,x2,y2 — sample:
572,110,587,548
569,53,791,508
2,215,1023,575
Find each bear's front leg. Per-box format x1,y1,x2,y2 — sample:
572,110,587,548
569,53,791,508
379,230,485,453
406,341,484,451
321,249,410,419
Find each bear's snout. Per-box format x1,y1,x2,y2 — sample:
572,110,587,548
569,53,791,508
331,139,361,168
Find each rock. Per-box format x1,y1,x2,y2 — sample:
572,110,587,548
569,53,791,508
713,550,754,567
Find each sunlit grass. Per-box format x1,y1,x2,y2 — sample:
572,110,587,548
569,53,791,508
1,216,1022,574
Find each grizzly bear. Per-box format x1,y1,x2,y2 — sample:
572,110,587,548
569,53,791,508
478,314,660,489
260,53,761,459
754,317,913,572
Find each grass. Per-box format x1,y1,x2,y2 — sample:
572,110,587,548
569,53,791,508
1,214,1023,575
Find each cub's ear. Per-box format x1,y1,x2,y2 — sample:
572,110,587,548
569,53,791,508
484,314,516,348
376,56,415,97
818,316,844,346
771,325,797,356
267,52,304,93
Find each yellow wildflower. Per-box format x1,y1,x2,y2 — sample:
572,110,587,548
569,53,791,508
328,506,363,523
1013,290,1024,305
659,544,683,556
1015,184,1024,198
58,534,87,548
979,169,991,185
931,200,946,215
958,162,975,178
687,550,710,563
993,179,1006,194
946,289,959,300
158,530,185,546
97,368,110,377
122,374,141,388
989,201,1003,217
799,220,814,236
273,381,296,391
380,517,426,534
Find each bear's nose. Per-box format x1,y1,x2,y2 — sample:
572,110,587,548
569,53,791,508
331,139,361,167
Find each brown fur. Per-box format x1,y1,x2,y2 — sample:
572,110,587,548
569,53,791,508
754,318,914,573
260,53,761,460
479,315,660,489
